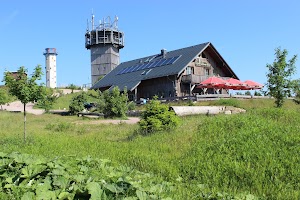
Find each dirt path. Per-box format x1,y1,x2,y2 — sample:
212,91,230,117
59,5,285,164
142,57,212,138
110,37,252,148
2,101,140,124
1,101,44,115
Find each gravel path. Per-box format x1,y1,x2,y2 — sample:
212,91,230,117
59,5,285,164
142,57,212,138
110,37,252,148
1,101,44,115
2,101,140,124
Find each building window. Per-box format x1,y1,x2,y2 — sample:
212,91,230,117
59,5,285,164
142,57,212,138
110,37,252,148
205,69,210,76
186,66,194,75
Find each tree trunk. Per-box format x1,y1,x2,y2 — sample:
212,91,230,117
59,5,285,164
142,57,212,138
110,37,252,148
24,103,26,142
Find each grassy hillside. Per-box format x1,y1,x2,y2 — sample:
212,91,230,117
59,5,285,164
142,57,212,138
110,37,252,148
1,99,300,199
49,92,98,110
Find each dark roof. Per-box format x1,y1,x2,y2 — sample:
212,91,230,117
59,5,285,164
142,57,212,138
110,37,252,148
92,42,238,91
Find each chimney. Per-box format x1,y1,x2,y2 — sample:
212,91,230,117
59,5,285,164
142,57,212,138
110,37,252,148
161,49,167,58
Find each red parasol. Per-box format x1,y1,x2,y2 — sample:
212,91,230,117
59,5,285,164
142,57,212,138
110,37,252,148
244,80,264,89
226,78,248,90
197,76,229,89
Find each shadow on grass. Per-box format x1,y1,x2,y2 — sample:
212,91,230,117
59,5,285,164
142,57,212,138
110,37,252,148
48,110,70,116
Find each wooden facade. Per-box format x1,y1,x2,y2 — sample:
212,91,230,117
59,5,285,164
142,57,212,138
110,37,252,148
92,42,238,100
127,45,234,100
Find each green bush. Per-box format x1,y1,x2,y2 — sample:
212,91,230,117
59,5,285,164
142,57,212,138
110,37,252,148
69,92,88,115
139,97,180,134
254,91,262,96
0,88,11,110
36,88,58,112
127,101,136,111
244,91,251,95
87,89,100,98
102,87,128,118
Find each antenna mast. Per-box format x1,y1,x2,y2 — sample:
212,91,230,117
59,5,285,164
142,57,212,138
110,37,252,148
91,9,95,30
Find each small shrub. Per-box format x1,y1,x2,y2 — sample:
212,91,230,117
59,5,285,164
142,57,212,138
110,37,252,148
103,87,128,118
87,89,100,98
254,91,262,96
69,92,88,115
244,91,251,95
187,99,194,106
128,101,136,111
36,88,58,112
56,122,73,132
139,97,180,134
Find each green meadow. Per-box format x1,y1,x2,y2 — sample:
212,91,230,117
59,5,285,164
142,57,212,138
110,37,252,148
1,99,300,199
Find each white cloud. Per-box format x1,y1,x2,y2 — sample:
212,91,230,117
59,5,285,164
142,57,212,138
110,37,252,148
0,10,19,26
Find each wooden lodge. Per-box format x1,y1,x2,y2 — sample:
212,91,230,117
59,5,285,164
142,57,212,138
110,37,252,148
91,42,238,101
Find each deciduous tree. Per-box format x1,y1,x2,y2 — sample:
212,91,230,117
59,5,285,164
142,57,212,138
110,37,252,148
4,65,44,142
266,48,297,107
68,84,78,93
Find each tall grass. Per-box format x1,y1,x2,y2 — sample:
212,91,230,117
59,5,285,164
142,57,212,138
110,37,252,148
180,108,300,199
1,99,300,198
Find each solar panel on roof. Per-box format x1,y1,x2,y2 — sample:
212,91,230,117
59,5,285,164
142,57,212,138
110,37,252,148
165,55,180,65
163,58,173,65
123,66,133,74
117,68,127,75
116,55,182,75
141,62,151,70
159,58,169,66
155,59,166,67
146,60,159,69
131,64,141,72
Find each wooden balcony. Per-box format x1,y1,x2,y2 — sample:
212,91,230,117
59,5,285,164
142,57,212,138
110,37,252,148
181,74,211,84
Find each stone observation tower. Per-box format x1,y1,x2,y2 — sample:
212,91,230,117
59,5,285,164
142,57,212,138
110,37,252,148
85,14,124,85
43,48,58,88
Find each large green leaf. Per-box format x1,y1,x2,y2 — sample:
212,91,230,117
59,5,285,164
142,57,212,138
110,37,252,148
36,178,52,192
0,152,7,158
73,174,86,183
21,192,35,200
53,176,69,189
58,191,74,200
21,164,46,179
86,182,104,200
104,183,124,194
136,190,148,200
51,168,67,176
36,190,57,200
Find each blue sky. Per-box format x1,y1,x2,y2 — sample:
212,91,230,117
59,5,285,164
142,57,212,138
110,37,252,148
0,0,299,87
